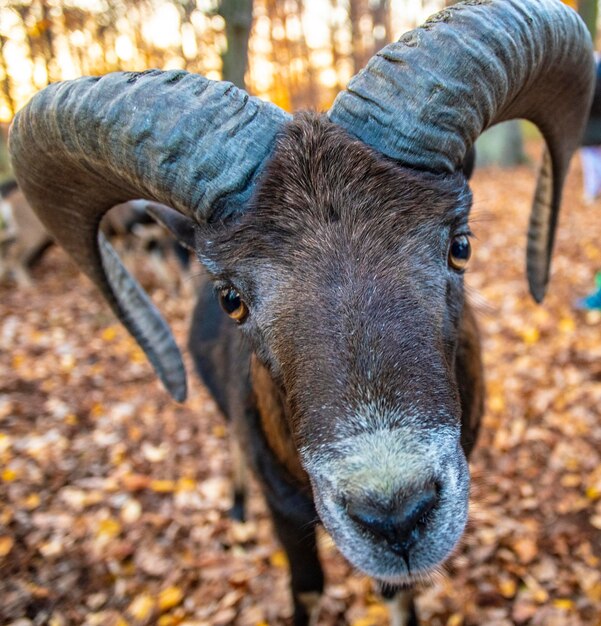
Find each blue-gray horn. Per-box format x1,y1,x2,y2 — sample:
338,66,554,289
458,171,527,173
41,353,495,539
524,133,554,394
329,0,595,302
9,70,290,401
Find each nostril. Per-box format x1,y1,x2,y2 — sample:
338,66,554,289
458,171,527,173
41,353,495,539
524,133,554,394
347,501,392,537
394,483,438,534
347,483,439,553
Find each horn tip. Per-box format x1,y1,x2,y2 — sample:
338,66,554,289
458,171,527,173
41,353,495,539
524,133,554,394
528,280,547,304
169,382,187,403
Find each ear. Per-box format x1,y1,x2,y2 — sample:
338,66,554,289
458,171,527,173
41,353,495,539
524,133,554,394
144,201,196,251
462,147,476,180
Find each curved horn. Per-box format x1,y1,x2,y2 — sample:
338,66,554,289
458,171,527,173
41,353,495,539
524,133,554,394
9,70,290,400
329,0,595,302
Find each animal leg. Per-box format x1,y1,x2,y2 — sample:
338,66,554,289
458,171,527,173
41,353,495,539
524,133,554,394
268,504,324,626
380,585,418,626
13,263,33,288
229,436,247,522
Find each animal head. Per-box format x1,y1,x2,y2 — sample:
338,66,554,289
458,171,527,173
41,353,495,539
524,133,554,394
8,0,594,584
210,114,473,580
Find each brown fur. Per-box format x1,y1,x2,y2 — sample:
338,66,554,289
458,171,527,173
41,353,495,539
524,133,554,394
456,303,485,455
190,113,485,625
251,356,308,485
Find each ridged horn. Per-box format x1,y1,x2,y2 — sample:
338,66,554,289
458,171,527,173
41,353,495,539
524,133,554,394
329,0,594,302
9,70,290,400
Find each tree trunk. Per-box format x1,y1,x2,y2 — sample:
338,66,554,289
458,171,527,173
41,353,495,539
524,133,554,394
371,0,391,54
39,0,56,83
328,0,343,92
475,121,526,168
219,0,253,89
296,0,317,108
0,35,16,119
349,0,364,74
578,0,598,42
0,122,11,181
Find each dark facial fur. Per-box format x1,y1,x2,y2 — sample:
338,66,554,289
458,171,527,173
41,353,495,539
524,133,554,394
197,112,474,582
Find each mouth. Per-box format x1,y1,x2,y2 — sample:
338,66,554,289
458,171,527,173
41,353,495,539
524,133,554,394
313,484,468,584
306,445,470,584
300,422,470,582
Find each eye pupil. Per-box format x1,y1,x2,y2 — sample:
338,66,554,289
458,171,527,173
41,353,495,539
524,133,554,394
449,235,471,270
221,289,240,313
451,237,470,260
219,287,248,322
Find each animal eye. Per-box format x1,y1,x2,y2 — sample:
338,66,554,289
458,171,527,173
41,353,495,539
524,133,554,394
448,235,471,271
219,287,248,323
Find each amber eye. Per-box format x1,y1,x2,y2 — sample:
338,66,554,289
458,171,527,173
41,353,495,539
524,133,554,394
448,235,471,271
219,287,248,323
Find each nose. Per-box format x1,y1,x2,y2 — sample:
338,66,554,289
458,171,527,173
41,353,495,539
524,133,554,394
347,483,438,554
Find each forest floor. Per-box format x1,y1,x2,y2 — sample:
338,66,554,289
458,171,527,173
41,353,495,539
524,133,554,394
1,146,601,626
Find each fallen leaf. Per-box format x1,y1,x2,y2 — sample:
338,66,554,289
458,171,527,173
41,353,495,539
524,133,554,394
0,535,14,557
158,586,184,612
128,594,155,621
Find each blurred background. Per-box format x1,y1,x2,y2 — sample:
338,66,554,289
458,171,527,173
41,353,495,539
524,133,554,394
1,1,601,626
0,0,597,178
4,0,574,120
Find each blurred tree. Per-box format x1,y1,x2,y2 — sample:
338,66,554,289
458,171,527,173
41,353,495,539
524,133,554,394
0,35,15,118
219,0,253,88
0,0,391,121
349,0,364,73
475,121,527,168
348,0,392,73
296,0,318,107
328,0,344,93
262,0,319,108
371,0,391,54
577,0,598,41
0,123,10,181
39,1,56,82
264,0,292,107
173,0,199,69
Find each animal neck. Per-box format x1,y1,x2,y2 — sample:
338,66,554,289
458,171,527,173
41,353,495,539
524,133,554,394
250,356,309,487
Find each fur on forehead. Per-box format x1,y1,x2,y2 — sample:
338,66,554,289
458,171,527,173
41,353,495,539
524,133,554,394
199,112,471,263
